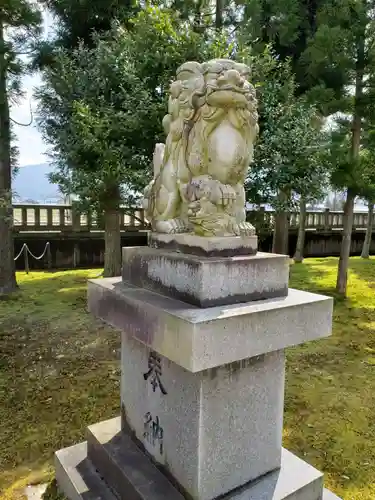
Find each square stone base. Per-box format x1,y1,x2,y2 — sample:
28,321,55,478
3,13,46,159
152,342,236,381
122,247,289,308
120,331,285,500
55,418,342,500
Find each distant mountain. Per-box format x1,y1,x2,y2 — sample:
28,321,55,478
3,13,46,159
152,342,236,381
13,163,63,203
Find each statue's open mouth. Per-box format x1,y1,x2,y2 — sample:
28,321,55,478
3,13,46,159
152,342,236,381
206,85,250,107
207,83,249,95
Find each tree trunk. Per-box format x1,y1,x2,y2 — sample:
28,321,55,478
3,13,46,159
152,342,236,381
336,36,364,295
336,189,355,294
215,0,223,29
103,207,122,277
192,0,204,32
0,20,17,296
361,201,374,259
293,198,307,263
272,190,289,255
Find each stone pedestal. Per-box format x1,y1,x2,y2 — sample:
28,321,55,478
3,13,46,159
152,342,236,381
55,240,342,500
122,247,289,307
148,233,258,258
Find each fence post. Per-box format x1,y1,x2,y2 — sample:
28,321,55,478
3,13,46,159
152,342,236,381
24,245,29,274
21,206,28,231
258,206,265,224
72,203,81,232
73,243,80,268
47,242,52,269
47,207,53,229
34,207,41,229
324,208,330,232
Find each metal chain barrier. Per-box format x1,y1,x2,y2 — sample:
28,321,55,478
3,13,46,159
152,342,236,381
14,243,27,262
27,242,51,261
14,242,51,273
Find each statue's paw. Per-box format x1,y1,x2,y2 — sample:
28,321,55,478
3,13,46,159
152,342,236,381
154,218,187,234
168,219,188,234
236,221,256,237
217,184,236,207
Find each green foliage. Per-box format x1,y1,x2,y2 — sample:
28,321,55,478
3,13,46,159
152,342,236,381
36,7,228,211
124,7,231,91
0,0,40,186
37,28,155,210
360,125,375,203
238,1,337,110
329,117,375,200
34,0,138,69
35,1,333,216
1,0,42,97
239,48,330,210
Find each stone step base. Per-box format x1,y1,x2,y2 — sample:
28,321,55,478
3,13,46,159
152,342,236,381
55,417,342,500
55,441,116,500
86,417,183,500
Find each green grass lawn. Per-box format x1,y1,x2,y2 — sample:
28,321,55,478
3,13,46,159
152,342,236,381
0,258,374,499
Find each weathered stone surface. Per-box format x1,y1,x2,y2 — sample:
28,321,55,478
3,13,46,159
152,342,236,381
322,490,342,500
24,484,48,500
87,417,184,500
143,60,259,238
120,332,284,500
88,278,333,372
224,448,324,500
148,233,258,258
55,442,116,500
122,247,288,307
55,424,342,500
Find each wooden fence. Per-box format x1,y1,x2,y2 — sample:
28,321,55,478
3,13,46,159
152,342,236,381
12,204,370,233
12,204,147,232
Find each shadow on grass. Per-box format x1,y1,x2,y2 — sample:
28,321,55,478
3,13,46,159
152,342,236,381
290,259,342,300
291,257,375,306
348,257,375,285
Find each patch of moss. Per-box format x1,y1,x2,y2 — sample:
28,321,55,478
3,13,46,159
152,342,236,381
286,257,375,499
0,270,120,499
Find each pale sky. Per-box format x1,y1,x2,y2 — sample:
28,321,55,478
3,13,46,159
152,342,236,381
11,9,54,166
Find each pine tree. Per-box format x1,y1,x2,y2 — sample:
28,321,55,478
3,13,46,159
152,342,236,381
35,0,138,66
0,1,41,295
244,0,375,294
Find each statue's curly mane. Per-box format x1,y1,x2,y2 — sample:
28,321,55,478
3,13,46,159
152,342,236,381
144,58,259,236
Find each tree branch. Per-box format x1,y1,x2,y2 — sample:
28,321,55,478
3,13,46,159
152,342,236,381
10,100,33,126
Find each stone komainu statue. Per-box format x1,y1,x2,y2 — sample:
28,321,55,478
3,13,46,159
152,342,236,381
143,59,259,237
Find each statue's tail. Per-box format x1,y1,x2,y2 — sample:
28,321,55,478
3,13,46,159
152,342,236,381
153,143,165,178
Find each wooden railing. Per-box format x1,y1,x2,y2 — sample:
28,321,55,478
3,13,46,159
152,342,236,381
12,204,148,232
252,207,369,231
292,209,368,230
12,204,370,233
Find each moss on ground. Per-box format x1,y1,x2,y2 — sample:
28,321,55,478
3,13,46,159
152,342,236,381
285,257,375,499
0,259,374,499
0,270,120,499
